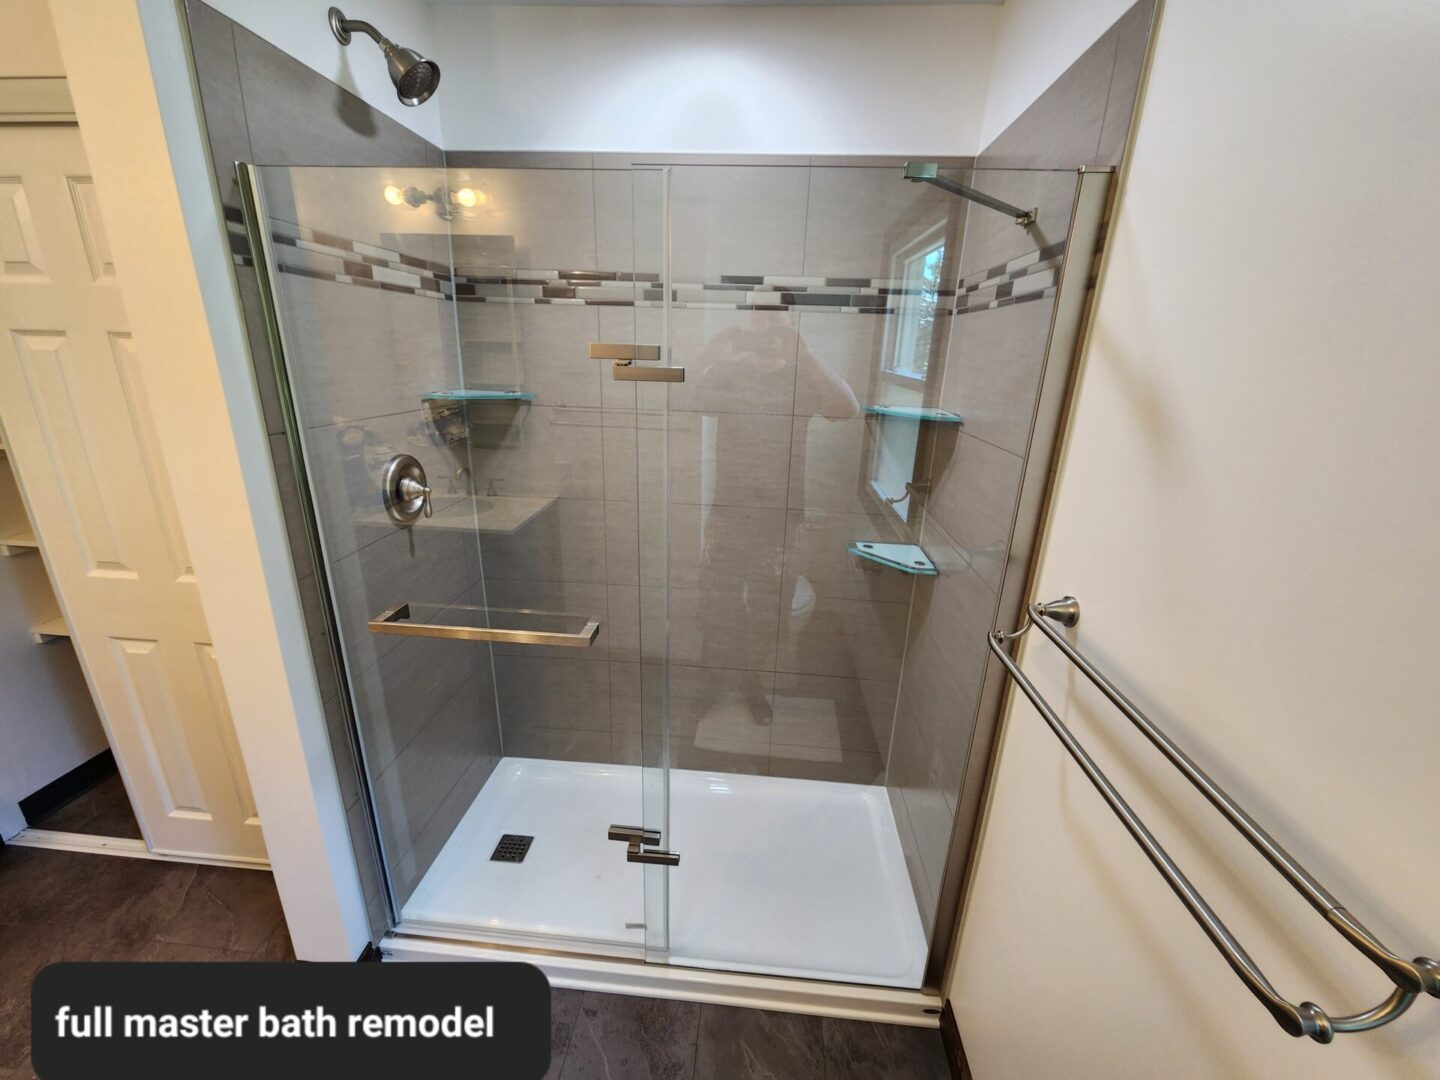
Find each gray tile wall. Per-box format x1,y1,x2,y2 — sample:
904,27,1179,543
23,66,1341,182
447,161,968,785
183,1,490,934
885,0,1157,937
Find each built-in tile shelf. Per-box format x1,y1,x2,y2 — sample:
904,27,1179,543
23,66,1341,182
863,405,963,423
848,541,938,576
31,616,70,644
423,390,534,404
1,529,40,557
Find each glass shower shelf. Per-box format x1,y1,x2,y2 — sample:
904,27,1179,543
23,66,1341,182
863,405,963,423
369,601,600,648
848,541,938,576
422,389,535,403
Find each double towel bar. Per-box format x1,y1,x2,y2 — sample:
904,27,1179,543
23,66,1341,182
989,597,1438,1043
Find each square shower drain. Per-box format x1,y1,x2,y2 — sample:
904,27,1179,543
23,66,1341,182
490,834,534,863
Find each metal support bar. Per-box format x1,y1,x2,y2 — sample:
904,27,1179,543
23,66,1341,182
903,162,1037,226
989,596,1439,1043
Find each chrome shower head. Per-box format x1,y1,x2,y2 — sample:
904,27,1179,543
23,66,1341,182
329,7,440,107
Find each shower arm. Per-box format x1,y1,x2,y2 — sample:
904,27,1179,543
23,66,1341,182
330,10,390,50
903,162,1037,226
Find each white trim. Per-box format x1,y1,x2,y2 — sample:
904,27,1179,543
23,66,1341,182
8,828,271,871
380,934,943,1028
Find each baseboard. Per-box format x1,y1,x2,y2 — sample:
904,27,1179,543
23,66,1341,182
18,748,118,824
6,828,270,871
940,1001,974,1080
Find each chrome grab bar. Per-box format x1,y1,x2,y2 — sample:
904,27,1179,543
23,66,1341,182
989,597,1439,1044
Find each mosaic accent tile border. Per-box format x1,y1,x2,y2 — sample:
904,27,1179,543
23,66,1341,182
227,212,1065,317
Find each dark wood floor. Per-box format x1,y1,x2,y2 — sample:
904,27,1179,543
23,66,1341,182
0,845,951,1080
25,771,143,840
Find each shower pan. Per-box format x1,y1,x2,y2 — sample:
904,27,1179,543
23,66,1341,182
236,158,1111,1015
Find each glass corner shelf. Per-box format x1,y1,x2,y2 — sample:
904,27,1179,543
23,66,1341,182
422,389,535,403
848,541,938,576
863,405,963,423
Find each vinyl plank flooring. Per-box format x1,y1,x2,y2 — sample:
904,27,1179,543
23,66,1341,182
821,1016,951,1080
26,772,143,840
559,992,700,1080
695,1004,825,1080
546,988,584,1080
0,845,296,1075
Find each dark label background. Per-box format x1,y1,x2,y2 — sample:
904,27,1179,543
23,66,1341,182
32,962,550,1079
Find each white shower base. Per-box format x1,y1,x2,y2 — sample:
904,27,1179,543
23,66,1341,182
400,757,929,988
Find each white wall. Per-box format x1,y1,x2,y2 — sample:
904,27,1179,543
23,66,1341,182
976,0,1133,146
201,0,444,145
951,2,1440,1077
432,3,999,153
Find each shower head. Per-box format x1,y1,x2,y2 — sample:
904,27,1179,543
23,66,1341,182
328,7,440,106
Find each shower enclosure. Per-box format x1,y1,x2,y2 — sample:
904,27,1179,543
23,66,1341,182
238,159,1108,995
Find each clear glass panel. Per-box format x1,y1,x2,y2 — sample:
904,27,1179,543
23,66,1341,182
243,160,1085,989
242,163,670,958
656,164,1083,988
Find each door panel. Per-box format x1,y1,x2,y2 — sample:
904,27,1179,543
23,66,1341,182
0,125,264,861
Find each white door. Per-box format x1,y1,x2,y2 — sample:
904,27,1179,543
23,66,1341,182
0,123,266,863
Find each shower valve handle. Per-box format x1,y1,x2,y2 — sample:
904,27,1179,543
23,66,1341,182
398,476,432,517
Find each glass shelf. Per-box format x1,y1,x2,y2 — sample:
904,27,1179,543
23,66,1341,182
863,405,963,423
423,389,535,403
848,541,938,576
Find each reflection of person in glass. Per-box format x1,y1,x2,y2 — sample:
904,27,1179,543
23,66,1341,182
690,310,861,734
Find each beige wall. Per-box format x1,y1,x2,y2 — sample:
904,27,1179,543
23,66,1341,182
950,1,1440,1076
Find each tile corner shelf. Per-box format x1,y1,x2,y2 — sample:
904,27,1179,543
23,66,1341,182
848,541,938,576
863,405,963,424
423,389,535,404
1,530,40,557
31,616,70,644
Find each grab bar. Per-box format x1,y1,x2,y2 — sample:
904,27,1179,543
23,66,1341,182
989,597,1439,1043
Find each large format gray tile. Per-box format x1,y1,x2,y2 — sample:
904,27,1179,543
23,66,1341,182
793,314,876,420
559,992,699,1080
782,509,913,605
938,298,1057,456
482,498,608,585
1097,0,1157,165
667,502,786,595
821,1016,949,1080
184,1,250,213
233,25,430,166
666,586,781,672
276,274,452,430
924,432,1025,595
495,655,612,732
393,749,500,901
803,167,958,282
457,303,603,409
777,594,909,682
769,672,896,756
695,1003,824,1080
977,21,1118,168
371,674,487,865
667,412,793,509
448,166,598,270
669,165,810,281
786,416,874,514
952,170,1080,279
351,632,483,773
667,309,799,416
471,405,606,502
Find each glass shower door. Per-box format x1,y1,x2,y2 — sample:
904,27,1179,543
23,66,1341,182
239,162,673,960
